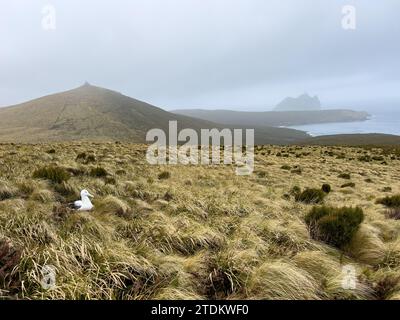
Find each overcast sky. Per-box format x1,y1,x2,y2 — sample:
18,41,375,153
1,0,399,110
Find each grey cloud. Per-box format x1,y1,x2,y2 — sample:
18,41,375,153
0,0,399,110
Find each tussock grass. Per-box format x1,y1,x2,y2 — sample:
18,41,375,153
347,225,386,266
97,196,132,218
247,261,320,300
1,143,400,300
33,166,70,184
295,188,326,204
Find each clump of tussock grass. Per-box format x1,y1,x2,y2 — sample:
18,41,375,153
76,152,96,164
0,237,22,294
255,170,268,178
96,196,133,218
151,255,206,299
338,173,351,180
293,251,341,285
16,180,43,198
90,167,108,178
341,182,356,188
376,195,400,208
104,176,117,185
163,191,174,202
18,221,57,246
291,166,302,175
53,181,80,202
52,204,73,222
368,269,400,300
347,225,386,266
204,266,239,299
158,171,171,180
19,236,158,299
247,261,320,300
380,240,400,269
164,217,225,255
358,155,371,162
64,166,86,176
305,206,364,249
115,169,126,176
386,208,400,220
124,181,159,202
32,166,71,184
30,189,55,203
324,271,374,300
134,213,224,255
0,182,18,201
295,188,326,204
76,152,87,161
289,186,301,196
258,219,313,257
370,219,398,242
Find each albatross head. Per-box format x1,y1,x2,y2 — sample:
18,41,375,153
81,189,94,199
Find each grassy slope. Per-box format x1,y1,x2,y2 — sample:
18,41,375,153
1,142,400,300
0,85,308,144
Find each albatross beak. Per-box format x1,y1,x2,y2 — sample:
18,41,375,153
88,193,94,198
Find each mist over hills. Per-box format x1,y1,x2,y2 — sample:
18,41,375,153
172,109,370,127
0,83,308,144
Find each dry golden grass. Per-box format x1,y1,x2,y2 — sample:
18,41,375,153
1,142,400,300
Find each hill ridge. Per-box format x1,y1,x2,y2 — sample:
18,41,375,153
0,84,309,144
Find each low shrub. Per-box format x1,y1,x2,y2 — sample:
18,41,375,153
341,182,356,188
86,155,96,163
291,167,302,175
305,206,364,248
290,186,301,196
76,152,87,161
33,166,71,184
358,155,371,162
321,184,331,194
76,152,96,164
90,167,108,178
376,195,400,208
295,188,326,204
338,173,351,180
158,171,171,180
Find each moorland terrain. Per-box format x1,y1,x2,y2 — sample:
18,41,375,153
1,142,400,299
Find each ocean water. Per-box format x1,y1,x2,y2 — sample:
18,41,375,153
287,108,400,137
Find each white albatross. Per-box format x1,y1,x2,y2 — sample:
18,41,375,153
73,189,94,211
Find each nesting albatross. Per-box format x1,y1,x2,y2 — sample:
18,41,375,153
73,189,94,211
